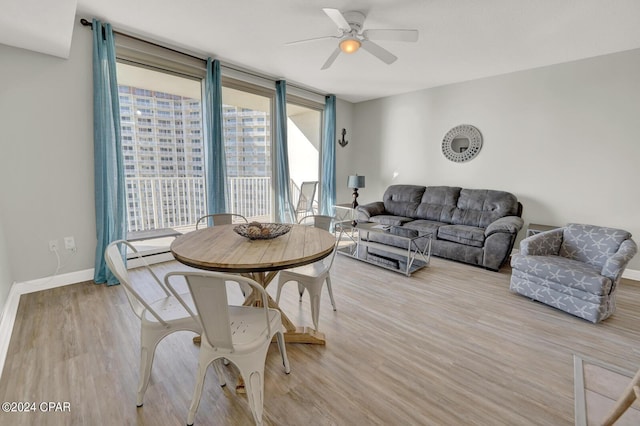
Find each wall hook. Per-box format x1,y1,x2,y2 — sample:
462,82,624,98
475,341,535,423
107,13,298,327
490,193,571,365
338,128,349,147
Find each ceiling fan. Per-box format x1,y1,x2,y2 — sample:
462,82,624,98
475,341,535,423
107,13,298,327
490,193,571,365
286,8,419,70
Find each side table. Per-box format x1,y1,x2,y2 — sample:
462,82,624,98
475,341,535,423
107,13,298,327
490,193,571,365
334,203,355,227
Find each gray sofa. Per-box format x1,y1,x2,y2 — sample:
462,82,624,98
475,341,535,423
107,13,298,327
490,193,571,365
355,185,524,271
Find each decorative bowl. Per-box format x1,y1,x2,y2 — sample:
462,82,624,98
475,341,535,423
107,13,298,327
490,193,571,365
233,222,292,240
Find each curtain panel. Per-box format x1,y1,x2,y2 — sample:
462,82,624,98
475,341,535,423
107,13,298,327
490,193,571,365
92,19,127,285
274,80,296,223
204,58,229,215
320,95,337,217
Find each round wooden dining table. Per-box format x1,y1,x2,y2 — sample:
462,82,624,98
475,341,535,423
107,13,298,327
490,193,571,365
170,223,336,345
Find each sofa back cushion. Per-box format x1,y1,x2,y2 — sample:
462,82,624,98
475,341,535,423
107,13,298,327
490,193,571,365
383,185,426,217
414,186,461,223
560,223,631,269
451,189,520,228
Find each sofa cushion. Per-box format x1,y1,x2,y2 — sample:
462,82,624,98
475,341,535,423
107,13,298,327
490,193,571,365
511,254,611,296
414,186,461,223
437,225,485,248
451,189,520,228
382,185,425,217
402,219,446,237
368,215,414,226
560,223,632,269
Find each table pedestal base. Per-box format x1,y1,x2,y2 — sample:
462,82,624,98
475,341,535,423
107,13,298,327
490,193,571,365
193,327,325,346
283,326,325,345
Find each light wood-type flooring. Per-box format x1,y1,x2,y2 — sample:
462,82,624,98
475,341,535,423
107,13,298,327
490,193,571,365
1,255,639,425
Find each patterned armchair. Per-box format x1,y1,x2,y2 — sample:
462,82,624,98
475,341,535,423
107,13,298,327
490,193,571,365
510,223,637,323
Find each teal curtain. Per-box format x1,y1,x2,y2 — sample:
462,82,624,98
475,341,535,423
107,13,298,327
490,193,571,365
92,19,126,285
204,58,228,215
320,95,337,217
274,80,296,223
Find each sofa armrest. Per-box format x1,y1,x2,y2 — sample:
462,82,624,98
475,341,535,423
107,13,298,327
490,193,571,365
519,228,563,256
356,202,385,222
601,238,638,285
482,217,523,270
484,216,524,237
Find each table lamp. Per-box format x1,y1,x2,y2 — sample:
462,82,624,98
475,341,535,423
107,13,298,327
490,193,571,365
348,174,366,213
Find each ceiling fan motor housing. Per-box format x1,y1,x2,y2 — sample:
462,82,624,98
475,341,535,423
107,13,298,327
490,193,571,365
342,11,366,33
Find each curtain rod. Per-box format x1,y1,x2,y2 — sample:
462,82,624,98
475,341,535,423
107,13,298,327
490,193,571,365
80,18,328,99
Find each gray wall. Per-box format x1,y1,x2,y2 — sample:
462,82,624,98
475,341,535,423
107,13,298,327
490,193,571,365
0,214,12,307
352,48,640,270
0,19,96,288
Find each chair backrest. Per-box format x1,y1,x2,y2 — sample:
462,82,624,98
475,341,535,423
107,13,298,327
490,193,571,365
559,223,632,268
325,225,344,270
196,213,248,230
298,214,334,231
295,181,318,214
165,271,272,351
298,216,342,271
104,240,172,326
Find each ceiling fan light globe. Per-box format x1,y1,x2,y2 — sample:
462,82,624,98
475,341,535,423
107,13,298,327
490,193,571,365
339,38,361,54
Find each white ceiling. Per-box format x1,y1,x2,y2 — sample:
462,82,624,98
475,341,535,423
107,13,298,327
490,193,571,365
3,0,640,103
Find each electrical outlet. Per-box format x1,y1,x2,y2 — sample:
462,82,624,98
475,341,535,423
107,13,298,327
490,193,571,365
64,236,76,251
49,240,59,252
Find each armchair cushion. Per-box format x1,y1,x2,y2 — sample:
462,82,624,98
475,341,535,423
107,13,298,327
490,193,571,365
520,228,563,256
560,223,632,269
511,254,611,296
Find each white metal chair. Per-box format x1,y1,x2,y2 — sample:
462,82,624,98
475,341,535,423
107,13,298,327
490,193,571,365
294,181,318,220
276,216,341,331
104,240,201,407
165,271,290,426
195,213,248,230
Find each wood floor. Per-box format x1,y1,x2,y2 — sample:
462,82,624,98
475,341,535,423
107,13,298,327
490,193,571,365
1,255,639,425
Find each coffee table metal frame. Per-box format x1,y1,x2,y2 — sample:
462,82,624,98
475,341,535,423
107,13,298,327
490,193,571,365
337,222,432,276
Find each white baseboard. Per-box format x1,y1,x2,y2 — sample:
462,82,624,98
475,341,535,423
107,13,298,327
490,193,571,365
623,268,640,281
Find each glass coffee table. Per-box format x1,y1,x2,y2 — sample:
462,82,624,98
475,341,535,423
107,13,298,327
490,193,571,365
337,222,431,276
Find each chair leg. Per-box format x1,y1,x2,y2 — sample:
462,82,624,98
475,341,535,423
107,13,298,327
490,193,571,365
297,282,305,302
187,354,212,426
276,331,291,374
213,359,227,387
326,275,337,311
308,286,322,331
137,330,162,407
243,369,265,426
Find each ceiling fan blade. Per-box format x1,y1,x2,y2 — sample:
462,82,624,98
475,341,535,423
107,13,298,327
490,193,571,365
322,8,351,31
360,40,397,65
363,29,419,42
321,47,342,70
285,35,339,46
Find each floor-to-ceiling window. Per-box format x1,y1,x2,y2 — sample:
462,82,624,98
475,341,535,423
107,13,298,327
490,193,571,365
116,63,207,234
222,84,274,222
286,101,322,215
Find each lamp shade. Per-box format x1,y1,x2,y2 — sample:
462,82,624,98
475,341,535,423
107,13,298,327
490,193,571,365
347,175,365,189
